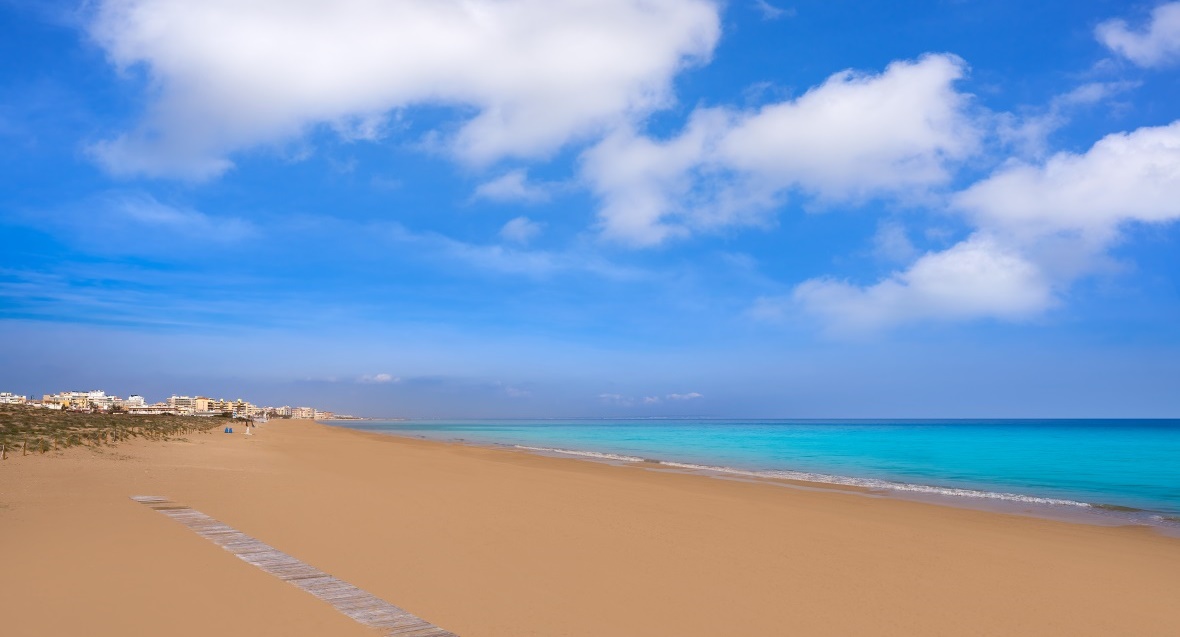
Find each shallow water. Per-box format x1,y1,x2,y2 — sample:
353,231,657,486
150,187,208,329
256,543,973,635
330,418,1180,523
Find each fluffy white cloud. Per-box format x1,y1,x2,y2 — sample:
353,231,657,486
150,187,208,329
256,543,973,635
718,54,978,198
582,109,731,244
1096,2,1180,67
582,54,980,245
956,121,1180,241
88,0,721,178
666,392,703,400
793,120,1180,332
794,234,1054,333
499,216,544,244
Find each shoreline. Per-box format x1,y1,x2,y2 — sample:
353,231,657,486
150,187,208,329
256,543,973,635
324,420,1180,537
4,418,1180,636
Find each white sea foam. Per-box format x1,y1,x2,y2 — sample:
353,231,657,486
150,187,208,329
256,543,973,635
514,445,647,463
513,445,1092,508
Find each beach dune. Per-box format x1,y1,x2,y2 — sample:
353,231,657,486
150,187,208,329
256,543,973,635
2,419,1178,636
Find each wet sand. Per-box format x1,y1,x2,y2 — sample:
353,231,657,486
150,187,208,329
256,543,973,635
2,418,1178,636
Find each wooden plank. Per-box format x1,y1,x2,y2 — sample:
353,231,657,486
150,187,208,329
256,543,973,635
131,495,459,637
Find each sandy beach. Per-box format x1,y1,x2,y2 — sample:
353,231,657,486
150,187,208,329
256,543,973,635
2,418,1178,636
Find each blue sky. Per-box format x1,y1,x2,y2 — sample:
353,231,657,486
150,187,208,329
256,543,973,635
2,0,1179,417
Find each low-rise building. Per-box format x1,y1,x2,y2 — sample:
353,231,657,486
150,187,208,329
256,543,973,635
0,392,28,404
44,391,98,410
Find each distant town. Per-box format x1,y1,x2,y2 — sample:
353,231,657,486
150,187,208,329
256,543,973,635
0,390,359,420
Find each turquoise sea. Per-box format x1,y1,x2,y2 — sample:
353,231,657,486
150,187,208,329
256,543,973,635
328,419,1180,528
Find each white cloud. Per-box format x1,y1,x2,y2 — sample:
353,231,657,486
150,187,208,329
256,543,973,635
598,393,630,405
793,120,1180,332
996,81,1138,159
794,234,1054,333
358,373,399,384
503,386,531,398
80,191,254,243
582,54,981,245
596,392,701,405
582,109,730,245
752,1,794,21
87,0,720,178
871,221,918,263
1097,2,1180,67
499,216,544,244
718,54,978,199
383,222,639,280
474,169,550,203
955,121,1180,241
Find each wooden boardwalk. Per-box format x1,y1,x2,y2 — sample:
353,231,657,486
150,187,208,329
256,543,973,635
131,496,458,637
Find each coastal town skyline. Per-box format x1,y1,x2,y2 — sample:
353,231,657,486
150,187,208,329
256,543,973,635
0,388,340,420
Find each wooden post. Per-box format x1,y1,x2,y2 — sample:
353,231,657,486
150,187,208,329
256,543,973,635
2,443,6,460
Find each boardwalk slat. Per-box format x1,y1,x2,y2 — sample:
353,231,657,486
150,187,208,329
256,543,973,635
131,495,459,637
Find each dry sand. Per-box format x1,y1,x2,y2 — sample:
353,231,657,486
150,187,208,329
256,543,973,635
2,418,1178,636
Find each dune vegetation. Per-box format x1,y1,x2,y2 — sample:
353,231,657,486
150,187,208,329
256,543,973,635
0,405,224,459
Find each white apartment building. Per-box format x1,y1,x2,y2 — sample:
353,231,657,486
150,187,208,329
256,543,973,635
87,391,120,411
0,392,28,404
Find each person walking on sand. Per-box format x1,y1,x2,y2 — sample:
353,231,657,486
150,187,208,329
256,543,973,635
244,422,252,436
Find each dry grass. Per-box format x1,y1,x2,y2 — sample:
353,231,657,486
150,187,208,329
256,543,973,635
0,405,224,459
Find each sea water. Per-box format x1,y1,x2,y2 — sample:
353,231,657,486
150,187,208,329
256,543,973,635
328,419,1180,528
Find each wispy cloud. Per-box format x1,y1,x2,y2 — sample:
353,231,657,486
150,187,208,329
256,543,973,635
358,373,399,384
1096,2,1180,67
104,192,255,240
499,216,544,244
474,169,552,203
382,222,643,280
752,1,795,21
597,391,703,406
996,81,1139,159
